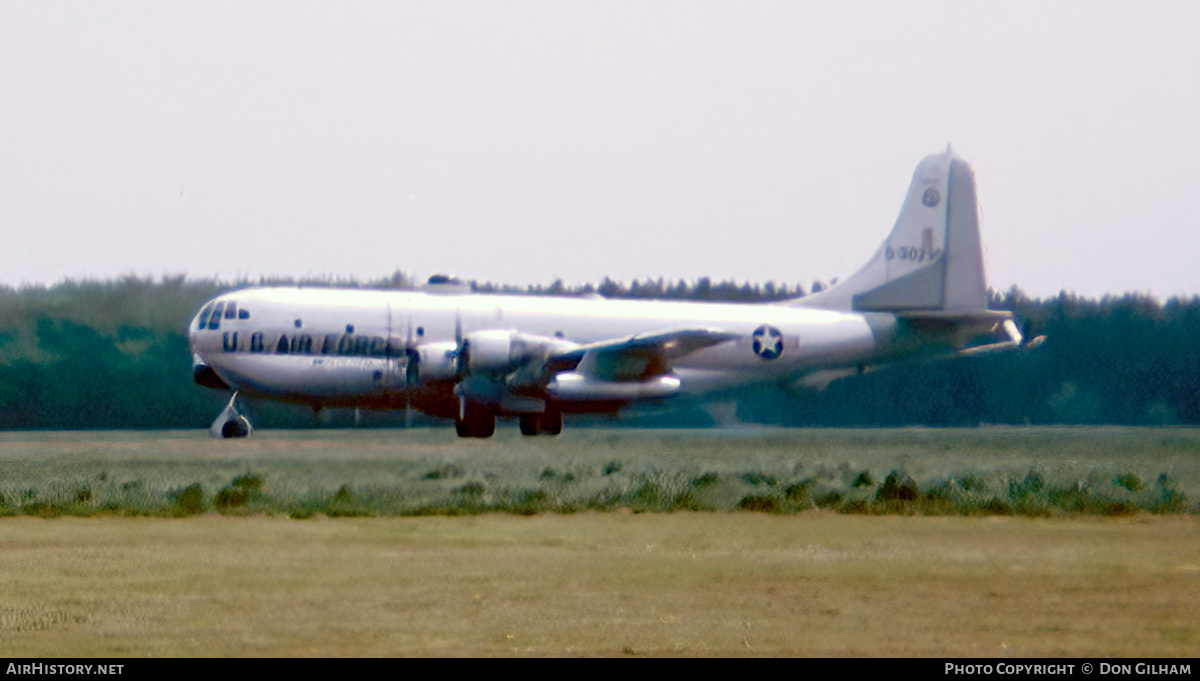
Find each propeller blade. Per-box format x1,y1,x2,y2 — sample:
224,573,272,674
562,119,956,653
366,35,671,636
454,308,469,379
405,316,416,428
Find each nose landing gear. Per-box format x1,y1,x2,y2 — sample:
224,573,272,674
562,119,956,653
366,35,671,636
210,393,253,438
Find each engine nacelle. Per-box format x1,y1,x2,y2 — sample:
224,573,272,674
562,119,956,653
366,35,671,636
412,331,578,384
413,341,460,383
463,330,518,375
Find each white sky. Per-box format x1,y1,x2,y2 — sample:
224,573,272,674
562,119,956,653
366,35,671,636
2,1,1198,300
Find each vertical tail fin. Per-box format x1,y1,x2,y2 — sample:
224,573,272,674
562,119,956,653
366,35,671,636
798,150,989,313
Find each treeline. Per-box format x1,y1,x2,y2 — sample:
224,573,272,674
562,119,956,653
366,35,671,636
472,276,808,302
0,274,1197,429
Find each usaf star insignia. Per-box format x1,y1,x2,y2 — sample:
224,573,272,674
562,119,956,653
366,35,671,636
751,324,784,360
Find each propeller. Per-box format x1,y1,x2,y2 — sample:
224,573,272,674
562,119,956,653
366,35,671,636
398,308,474,428
454,308,468,379
404,315,416,428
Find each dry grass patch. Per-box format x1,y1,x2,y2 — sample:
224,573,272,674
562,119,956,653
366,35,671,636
0,513,1196,656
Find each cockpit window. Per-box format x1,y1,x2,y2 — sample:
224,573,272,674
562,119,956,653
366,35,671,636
208,302,225,330
224,302,238,319
196,304,215,330
238,308,250,320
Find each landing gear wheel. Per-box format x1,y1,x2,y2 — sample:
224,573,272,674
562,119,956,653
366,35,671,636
539,409,563,436
210,392,253,439
220,415,251,438
456,398,495,438
519,413,541,436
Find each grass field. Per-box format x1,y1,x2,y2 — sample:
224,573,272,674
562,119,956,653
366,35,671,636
0,427,1196,656
1,513,1196,656
0,426,1196,517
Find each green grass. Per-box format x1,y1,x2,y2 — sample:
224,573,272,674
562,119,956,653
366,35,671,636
0,427,1196,518
2,428,1197,656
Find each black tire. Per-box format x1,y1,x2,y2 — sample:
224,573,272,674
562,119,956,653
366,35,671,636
220,416,251,438
519,414,541,436
539,409,563,436
456,399,495,438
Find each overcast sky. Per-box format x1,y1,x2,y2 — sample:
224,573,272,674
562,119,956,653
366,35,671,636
2,1,1197,300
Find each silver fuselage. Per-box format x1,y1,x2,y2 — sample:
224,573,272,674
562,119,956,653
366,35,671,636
189,287,892,410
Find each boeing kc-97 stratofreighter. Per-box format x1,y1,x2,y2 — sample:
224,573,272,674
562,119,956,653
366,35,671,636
190,149,1041,438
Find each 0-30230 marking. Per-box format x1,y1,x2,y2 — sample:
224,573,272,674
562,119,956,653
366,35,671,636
886,245,942,262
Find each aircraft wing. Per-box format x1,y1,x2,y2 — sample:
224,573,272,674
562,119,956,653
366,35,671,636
540,328,738,401
553,327,738,380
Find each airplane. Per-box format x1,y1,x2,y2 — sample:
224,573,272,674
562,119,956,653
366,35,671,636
189,149,1042,438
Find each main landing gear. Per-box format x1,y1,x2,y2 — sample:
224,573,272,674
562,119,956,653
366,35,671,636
455,397,495,438
210,393,252,439
455,398,563,438
518,409,562,436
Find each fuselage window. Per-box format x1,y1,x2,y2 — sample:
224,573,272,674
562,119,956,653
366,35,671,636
322,334,338,355
276,334,289,354
354,335,370,356
224,302,238,319
223,332,238,352
208,302,225,330
250,332,264,353
196,304,215,330
337,334,354,355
